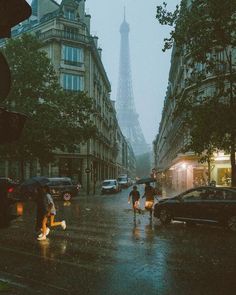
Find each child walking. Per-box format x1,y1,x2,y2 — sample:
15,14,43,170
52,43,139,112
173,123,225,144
37,185,66,241
142,182,156,219
128,185,141,219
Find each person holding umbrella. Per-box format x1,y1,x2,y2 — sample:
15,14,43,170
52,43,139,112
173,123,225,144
19,176,50,236
128,185,141,219
142,182,156,219
36,185,50,241
19,176,66,240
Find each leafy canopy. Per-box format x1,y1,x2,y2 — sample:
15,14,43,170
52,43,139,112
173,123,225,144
0,34,95,165
156,0,236,184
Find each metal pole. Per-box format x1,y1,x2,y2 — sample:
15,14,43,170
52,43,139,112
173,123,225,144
87,140,90,195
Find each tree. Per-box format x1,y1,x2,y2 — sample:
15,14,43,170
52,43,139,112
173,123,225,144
0,34,95,178
156,0,236,185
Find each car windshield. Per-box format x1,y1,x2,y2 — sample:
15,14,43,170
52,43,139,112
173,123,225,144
103,181,116,186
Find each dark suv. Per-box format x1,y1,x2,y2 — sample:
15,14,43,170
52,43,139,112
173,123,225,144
47,177,78,201
154,186,236,231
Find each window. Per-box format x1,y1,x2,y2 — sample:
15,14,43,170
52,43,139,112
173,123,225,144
64,9,76,21
182,189,203,200
204,189,218,200
62,45,84,66
61,74,84,91
62,180,71,185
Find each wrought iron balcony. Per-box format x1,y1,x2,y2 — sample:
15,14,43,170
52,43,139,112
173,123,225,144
38,29,89,44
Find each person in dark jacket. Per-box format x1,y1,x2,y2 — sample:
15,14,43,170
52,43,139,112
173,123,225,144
35,186,50,239
142,182,156,219
128,185,141,218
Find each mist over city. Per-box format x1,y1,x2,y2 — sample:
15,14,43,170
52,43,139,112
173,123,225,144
0,1,235,294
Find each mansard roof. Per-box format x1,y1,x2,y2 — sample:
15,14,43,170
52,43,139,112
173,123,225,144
31,0,60,17
61,0,79,8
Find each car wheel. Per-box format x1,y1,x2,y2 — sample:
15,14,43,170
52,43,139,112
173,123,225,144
227,216,236,232
62,192,72,201
159,208,171,224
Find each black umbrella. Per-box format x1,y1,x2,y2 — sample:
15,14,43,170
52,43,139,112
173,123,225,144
19,176,49,197
136,177,156,185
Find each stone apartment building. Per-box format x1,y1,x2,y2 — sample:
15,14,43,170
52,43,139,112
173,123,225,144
0,0,136,191
154,39,235,193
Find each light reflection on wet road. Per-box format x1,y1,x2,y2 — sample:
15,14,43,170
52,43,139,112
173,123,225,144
0,187,236,294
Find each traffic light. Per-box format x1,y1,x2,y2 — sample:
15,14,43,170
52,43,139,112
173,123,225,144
0,0,32,38
0,0,32,98
0,52,11,100
0,0,31,144
0,51,27,144
0,108,27,144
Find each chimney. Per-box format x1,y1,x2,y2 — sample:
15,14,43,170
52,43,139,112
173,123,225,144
98,48,102,58
93,36,98,47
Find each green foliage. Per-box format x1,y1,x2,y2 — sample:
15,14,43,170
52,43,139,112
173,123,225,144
0,34,94,165
156,0,236,185
157,0,236,58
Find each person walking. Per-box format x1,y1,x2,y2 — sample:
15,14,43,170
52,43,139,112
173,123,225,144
35,186,50,240
142,182,156,219
37,185,66,241
128,185,141,219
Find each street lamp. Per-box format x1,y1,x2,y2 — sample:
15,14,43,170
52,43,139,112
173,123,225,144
86,140,90,195
181,163,187,170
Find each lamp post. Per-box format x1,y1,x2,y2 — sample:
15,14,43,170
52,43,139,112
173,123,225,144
86,140,91,195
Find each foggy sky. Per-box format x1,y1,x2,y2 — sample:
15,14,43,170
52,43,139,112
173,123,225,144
86,0,179,145
28,0,180,144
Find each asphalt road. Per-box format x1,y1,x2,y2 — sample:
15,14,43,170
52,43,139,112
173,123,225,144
0,187,236,295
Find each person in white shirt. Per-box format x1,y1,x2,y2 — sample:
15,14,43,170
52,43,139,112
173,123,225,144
37,185,66,241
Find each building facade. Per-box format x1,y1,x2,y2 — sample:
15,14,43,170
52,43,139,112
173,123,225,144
154,39,235,193
0,0,136,191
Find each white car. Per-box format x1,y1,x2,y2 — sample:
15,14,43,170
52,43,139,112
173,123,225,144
118,176,129,188
101,179,120,194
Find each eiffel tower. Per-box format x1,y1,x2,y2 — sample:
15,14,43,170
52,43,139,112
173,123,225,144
116,10,148,156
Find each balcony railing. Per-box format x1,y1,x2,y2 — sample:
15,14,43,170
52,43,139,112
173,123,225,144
38,29,89,44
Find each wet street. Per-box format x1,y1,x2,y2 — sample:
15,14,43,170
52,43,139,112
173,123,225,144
1,187,236,295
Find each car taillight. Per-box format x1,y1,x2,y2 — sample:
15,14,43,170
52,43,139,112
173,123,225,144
8,187,14,193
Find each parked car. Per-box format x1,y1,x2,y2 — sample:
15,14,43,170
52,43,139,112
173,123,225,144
117,175,129,188
154,186,236,231
0,177,19,227
101,179,121,194
47,177,79,201
0,177,20,199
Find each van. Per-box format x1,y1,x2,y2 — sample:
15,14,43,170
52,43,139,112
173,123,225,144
48,177,79,201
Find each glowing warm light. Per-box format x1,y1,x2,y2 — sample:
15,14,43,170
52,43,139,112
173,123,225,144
17,202,24,216
181,163,187,170
214,154,230,161
63,201,71,207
